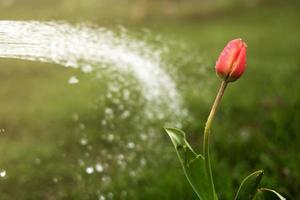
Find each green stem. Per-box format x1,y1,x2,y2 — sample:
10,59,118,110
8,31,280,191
203,80,228,200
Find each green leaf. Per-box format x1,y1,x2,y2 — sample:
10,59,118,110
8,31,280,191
234,170,264,200
165,128,213,200
255,188,286,200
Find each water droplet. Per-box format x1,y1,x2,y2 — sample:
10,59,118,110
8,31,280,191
106,93,112,99
107,192,114,199
107,134,114,142
80,138,88,146
53,177,58,183
123,89,130,100
127,142,135,149
129,170,137,177
101,175,111,182
65,61,77,68
81,64,93,73
0,170,6,178
95,163,104,172
140,133,148,141
68,76,79,84
140,158,147,167
72,113,79,121
105,108,113,115
117,154,124,160
99,195,106,200
34,158,41,165
0,21,190,192
101,120,107,126
121,110,130,119
79,123,85,130
86,166,94,174
158,113,165,120
78,159,85,166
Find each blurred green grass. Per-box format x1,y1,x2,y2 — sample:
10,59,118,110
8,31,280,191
0,0,299,199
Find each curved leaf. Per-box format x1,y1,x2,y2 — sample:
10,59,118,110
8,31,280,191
165,128,215,200
234,170,264,200
255,188,286,200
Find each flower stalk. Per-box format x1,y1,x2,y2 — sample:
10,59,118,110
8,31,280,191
203,80,228,199
166,38,285,200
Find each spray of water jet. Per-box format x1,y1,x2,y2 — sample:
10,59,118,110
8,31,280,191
0,20,186,124
0,20,189,199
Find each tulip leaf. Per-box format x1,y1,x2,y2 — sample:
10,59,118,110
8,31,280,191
255,188,286,200
165,128,213,200
234,170,264,200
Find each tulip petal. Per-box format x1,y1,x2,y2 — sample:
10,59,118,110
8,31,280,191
228,45,246,82
215,39,245,81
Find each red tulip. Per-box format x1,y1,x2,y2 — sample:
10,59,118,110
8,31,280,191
215,38,247,82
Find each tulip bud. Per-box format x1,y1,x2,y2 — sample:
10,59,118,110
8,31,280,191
215,38,247,82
